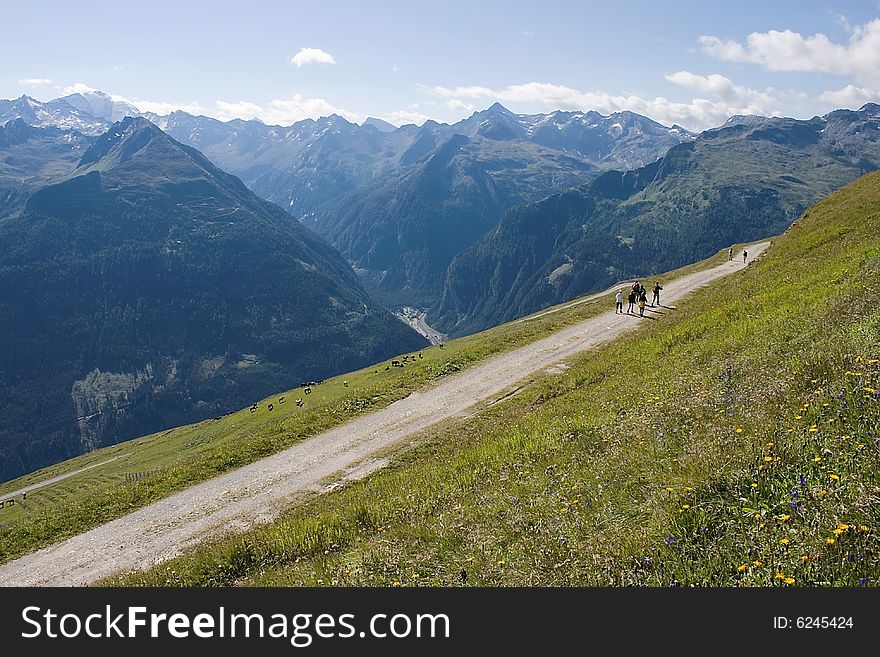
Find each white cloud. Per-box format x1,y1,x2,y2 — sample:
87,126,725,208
289,47,336,67
61,82,99,95
19,78,53,86
445,99,474,112
699,18,880,85
214,95,358,125
428,79,784,131
819,84,880,108
383,110,432,127
127,99,206,115
664,71,773,105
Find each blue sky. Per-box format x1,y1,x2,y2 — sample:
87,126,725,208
4,0,880,130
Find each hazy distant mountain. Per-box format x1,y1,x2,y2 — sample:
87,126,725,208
57,90,140,122
0,95,113,135
0,118,94,219
363,117,397,132
0,117,426,481
435,104,880,336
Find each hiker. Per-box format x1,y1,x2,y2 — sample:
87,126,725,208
638,294,646,317
627,289,636,314
742,249,748,263
652,282,662,306
615,290,623,314
728,247,733,261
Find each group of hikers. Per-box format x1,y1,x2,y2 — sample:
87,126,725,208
616,246,749,317
728,247,747,262
615,281,662,317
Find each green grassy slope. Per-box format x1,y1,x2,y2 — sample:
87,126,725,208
112,171,879,587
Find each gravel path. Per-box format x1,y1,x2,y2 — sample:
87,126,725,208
1,457,121,500
0,242,769,586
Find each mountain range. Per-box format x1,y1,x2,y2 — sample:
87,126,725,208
2,91,694,308
435,103,880,335
154,102,694,306
0,117,425,480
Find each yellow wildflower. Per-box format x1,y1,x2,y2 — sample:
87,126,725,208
829,474,840,481
812,456,822,463
737,565,748,572
753,560,762,567
838,523,850,531
735,427,744,433
801,555,809,562
751,483,758,488
780,538,790,545
859,525,869,532
763,456,773,462
784,577,795,585
826,538,836,545
833,528,844,536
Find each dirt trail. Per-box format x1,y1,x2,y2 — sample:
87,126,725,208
1,457,121,500
0,242,769,586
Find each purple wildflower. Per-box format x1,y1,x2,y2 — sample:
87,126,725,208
859,578,868,586
663,536,676,546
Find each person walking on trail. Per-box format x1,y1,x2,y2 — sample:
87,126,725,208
652,282,663,306
742,249,748,263
627,289,636,314
638,294,646,317
615,290,623,314
728,247,733,261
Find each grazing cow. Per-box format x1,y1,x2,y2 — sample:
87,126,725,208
279,396,285,404
296,398,304,407
304,387,312,395
250,403,258,413
268,403,274,411
392,360,401,367
419,352,423,359
343,380,348,387
439,343,444,349
385,366,390,371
